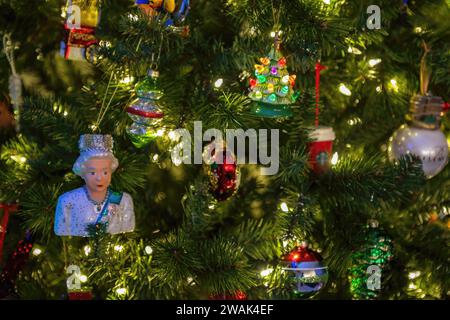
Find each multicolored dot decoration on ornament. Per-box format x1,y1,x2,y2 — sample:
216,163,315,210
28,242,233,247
247,32,298,118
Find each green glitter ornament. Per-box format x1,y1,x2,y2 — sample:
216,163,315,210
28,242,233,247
348,220,394,299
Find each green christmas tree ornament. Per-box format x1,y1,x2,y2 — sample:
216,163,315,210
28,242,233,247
348,220,394,299
247,32,298,118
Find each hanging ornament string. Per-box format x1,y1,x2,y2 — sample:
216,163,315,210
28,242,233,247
315,61,327,127
151,30,164,72
274,31,281,52
2,34,22,132
0,203,18,264
93,71,118,132
271,0,282,51
420,41,431,95
418,41,449,112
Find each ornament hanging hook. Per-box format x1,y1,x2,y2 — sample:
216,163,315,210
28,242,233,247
420,40,431,95
271,0,283,51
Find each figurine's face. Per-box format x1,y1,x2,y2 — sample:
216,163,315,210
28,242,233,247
82,158,112,194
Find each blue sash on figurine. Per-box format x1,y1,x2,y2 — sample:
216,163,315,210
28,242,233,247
94,190,123,227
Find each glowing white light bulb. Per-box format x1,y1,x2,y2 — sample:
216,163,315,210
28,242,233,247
120,76,134,84
280,202,289,212
368,58,381,67
79,275,88,283
32,248,42,256
339,84,352,96
331,152,339,165
260,268,273,277
114,245,124,252
347,47,362,55
145,246,153,255
128,14,138,21
116,288,127,295
270,31,282,37
84,246,91,256
214,78,223,88
390,79,399,91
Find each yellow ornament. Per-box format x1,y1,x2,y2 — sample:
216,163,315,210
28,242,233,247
68,0,100,28
139,0,176,16
260,57,270,65
267,83,274,93
289,75,297,87
255,64,265,73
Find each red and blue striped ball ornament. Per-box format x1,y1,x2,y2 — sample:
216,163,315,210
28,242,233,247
282,244,328,299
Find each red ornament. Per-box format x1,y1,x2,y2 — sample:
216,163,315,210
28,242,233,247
0,203,18,264
282,243,328,299
307,126,335,174
60,0,101,61
249,78,257,88
443,102,450,112
0,232,33,299
61,24,98,61
278,57,287,67
284,245,323,263
289,75,296,88
209,290,247,300
68,290,93,300
65,24,98,47
203,141,240,201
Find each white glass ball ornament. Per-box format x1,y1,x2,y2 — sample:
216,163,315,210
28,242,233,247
388,124,449,178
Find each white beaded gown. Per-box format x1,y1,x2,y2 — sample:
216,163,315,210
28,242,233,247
54,187,135,237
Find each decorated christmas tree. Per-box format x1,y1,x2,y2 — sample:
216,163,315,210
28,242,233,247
0,0,449,301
